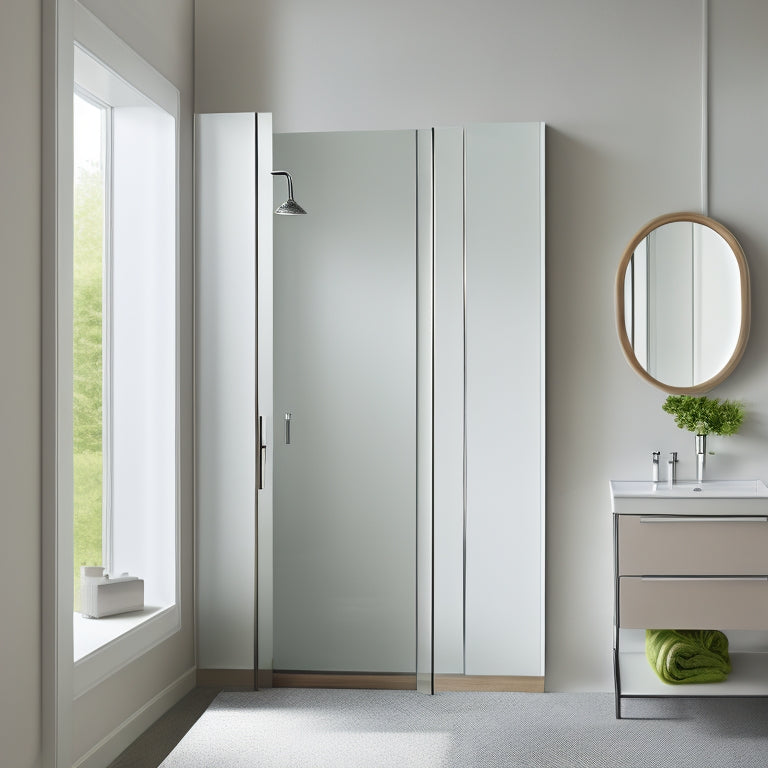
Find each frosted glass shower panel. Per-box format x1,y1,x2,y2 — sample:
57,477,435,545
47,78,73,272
272,130,417,673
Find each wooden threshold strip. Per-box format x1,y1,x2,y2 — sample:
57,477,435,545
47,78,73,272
196,669,544,693
434,674,545,693
273,671,417,690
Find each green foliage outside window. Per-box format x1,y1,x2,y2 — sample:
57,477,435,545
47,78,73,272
73,161,104,611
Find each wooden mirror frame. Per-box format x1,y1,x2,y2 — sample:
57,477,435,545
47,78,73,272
615,212,750,394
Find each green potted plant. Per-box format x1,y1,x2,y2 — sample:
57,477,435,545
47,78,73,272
662,395,745,483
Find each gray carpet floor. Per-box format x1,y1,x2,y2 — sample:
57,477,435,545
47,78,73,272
108,687,222,768
158,689,768,767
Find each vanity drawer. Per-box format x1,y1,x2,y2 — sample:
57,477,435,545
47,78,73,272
619,576,768,630
617,514,768,576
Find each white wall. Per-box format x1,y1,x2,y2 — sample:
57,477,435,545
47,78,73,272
0,1,42,765
195,0,768,692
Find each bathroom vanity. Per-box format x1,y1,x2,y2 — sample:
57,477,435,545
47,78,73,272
611,480,768,718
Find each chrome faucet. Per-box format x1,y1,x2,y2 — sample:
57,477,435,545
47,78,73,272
696,435,707,484
667,451,678,487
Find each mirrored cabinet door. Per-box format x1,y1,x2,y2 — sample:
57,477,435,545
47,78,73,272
433,123,545,688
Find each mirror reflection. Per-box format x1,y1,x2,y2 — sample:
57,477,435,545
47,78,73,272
616,213,749,394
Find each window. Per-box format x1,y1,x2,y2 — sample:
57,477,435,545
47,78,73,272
72,36,179,674
73,91,106,612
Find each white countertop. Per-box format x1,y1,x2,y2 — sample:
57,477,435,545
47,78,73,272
610,479,768,516
610,479,768,498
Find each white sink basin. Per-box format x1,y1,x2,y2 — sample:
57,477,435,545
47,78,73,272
611,479,768,498
610,479,768,516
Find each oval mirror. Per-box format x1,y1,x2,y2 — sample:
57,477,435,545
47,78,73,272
616,212,750,394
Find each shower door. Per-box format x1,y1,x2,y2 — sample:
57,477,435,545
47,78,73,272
272,130,417,678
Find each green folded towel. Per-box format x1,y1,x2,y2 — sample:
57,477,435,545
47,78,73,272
645,629,731,684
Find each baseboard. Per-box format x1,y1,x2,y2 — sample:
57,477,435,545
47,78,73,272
72,666,196,768
273,671,417,690
195,668,273,688
434,674,545,692
196,668,254,688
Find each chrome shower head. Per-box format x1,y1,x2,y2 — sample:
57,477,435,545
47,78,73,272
271,170,307,215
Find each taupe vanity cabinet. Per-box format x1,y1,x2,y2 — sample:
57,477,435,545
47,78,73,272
611,480,768,718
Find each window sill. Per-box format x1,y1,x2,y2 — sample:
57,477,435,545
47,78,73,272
73,603,179,698
74,605,167,661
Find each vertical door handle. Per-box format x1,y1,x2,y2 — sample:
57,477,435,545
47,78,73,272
258,416,267,490
285,412,292,445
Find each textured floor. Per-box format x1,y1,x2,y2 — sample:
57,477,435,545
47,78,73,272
107,688,221,768
158,688,768,768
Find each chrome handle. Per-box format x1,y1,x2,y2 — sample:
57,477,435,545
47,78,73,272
258,416,267,490
285,412,292,445
639,516,768,523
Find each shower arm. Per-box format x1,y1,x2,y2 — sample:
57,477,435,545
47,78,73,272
271,170,295,200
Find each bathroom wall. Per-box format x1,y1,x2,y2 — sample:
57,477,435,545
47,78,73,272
0,1,43,765
195,0,768,691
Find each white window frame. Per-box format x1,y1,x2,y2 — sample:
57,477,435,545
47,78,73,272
44,2,182,745
71,5,181,692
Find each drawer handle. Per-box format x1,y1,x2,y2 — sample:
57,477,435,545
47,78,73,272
641,576,768,582
639,516,768,523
